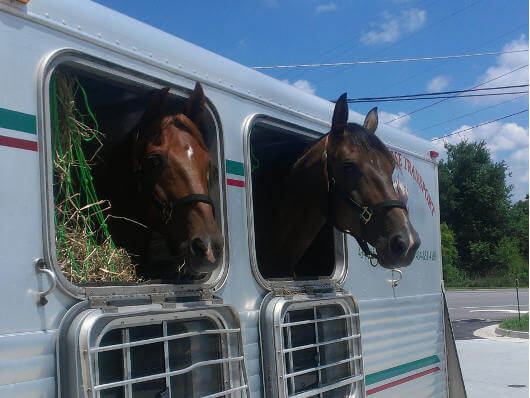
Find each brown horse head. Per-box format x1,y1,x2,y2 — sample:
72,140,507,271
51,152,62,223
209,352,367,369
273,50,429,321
325,93,420,268
132,82,223,275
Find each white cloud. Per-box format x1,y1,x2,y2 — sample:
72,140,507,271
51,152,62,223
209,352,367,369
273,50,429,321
427,75,451,93
474,35,529,103
282,79,316,95
379,110,412,133
432,121,529,200
315,2,339,14
361,8,426,45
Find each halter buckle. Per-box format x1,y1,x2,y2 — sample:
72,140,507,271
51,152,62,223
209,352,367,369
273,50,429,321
360,206,373,224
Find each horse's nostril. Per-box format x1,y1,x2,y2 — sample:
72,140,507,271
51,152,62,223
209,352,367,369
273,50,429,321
390,235,407,258
190,238,208,255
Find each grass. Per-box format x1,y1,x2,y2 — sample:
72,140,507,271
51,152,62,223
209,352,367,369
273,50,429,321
499,314,529,332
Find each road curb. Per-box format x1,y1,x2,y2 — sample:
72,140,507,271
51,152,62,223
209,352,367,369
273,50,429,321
495,326,529,339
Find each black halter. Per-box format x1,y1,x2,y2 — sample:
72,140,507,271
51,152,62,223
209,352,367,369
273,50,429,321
326,150,407,262
152,192,215,225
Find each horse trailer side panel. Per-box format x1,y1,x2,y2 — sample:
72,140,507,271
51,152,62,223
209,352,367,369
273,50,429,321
358,294,447,397
0,330,57,397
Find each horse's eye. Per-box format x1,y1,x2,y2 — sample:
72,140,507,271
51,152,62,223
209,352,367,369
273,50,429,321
143,153,165,179
343,163,359,175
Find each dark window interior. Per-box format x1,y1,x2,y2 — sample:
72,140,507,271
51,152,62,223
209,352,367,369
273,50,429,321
50,64,221,285
250,122,336,279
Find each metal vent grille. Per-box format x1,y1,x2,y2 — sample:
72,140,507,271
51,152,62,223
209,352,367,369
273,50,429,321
261,295,365,398
83,311,250,398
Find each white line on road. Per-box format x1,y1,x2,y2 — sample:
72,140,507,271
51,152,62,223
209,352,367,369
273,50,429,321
469,309,529,314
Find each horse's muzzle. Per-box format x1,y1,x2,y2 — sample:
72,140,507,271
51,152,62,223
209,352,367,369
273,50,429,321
378,228,421,268
186,235,224,274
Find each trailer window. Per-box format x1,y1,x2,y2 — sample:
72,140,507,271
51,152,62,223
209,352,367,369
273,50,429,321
260,295,364,397
58,307,250,398
247,119,346,283
43,59,227,291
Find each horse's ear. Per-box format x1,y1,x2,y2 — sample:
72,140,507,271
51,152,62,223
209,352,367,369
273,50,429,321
363,107,378,134
331,93,348,134
186,82,206,125
140,87,170,124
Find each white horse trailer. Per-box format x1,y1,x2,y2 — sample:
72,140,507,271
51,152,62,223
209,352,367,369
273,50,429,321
0,1,466,397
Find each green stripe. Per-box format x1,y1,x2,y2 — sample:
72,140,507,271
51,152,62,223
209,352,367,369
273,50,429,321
365,355,440,385
226,159,244,176
0,108,37,135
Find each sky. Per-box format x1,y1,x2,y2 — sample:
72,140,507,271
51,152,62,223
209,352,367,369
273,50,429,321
93,0,529,201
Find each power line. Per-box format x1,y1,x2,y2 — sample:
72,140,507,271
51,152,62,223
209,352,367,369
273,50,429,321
346,84,528,102
369,23,528,97
313,0,484,86
384,64,529,124
348,91,528,103
430,109,529,141
413,94,528,133
251,49,528,70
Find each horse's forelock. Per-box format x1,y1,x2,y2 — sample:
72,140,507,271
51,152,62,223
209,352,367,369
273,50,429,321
172,114,208,152
345,123,396,167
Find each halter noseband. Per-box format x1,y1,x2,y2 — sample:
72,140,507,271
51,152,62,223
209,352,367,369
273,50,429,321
325,139,407,263
152,191,215,225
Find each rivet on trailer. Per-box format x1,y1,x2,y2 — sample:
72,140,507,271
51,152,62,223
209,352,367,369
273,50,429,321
0,0,466,397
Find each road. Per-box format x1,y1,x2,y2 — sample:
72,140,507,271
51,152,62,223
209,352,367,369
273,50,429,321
446,289,529,398
446,288,528,339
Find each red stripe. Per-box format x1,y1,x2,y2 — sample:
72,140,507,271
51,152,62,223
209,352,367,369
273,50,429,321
0,135,38,151
367,367,440,395
227,178,245,187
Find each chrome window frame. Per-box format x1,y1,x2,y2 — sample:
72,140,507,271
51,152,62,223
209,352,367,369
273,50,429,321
37,49,229,299
59,304,250,398
259,293,365,398
243,114,348,290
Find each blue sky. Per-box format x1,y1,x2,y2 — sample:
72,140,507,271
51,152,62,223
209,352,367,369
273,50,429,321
94,0,529,200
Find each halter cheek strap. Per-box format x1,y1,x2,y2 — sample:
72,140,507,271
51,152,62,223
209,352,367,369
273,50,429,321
324,138,407,263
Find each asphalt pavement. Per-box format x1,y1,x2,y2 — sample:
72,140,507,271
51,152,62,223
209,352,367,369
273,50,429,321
446,288,528,339
446,289,529,397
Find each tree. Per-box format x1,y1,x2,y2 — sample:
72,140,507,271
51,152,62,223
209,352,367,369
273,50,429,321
438,141,512,275
508,194,529,260
440,222,465,284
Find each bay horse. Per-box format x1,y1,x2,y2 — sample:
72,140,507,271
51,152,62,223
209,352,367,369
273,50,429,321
257,93,420,278
95,82,223,280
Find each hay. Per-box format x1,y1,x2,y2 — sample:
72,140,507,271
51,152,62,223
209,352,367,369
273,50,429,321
52,71,140,284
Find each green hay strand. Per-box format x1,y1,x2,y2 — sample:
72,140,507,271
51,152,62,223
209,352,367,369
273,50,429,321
52,71,138,283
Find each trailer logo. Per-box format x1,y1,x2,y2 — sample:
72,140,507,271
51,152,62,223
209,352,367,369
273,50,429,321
392,151,435,216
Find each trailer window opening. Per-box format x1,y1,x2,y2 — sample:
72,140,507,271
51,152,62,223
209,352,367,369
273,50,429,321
248,120,345,281
46,62,226,287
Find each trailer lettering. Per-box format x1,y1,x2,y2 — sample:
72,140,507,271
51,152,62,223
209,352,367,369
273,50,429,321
392,151,436,215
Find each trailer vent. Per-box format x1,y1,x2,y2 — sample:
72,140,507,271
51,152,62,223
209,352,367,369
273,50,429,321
58,305,249,398
260,295,365,397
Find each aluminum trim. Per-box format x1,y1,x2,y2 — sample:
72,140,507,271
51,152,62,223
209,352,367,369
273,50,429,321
281,334,361,354
89,328,241,353
93,356,245,391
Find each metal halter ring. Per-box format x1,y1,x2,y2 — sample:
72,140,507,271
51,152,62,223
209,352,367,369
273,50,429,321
369,257,378,267
360,206,373,224
389,268,403,288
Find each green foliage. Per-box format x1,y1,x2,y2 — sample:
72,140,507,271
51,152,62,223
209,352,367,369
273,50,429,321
440,223,466,285
438,141,528,288
500,314,528,332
